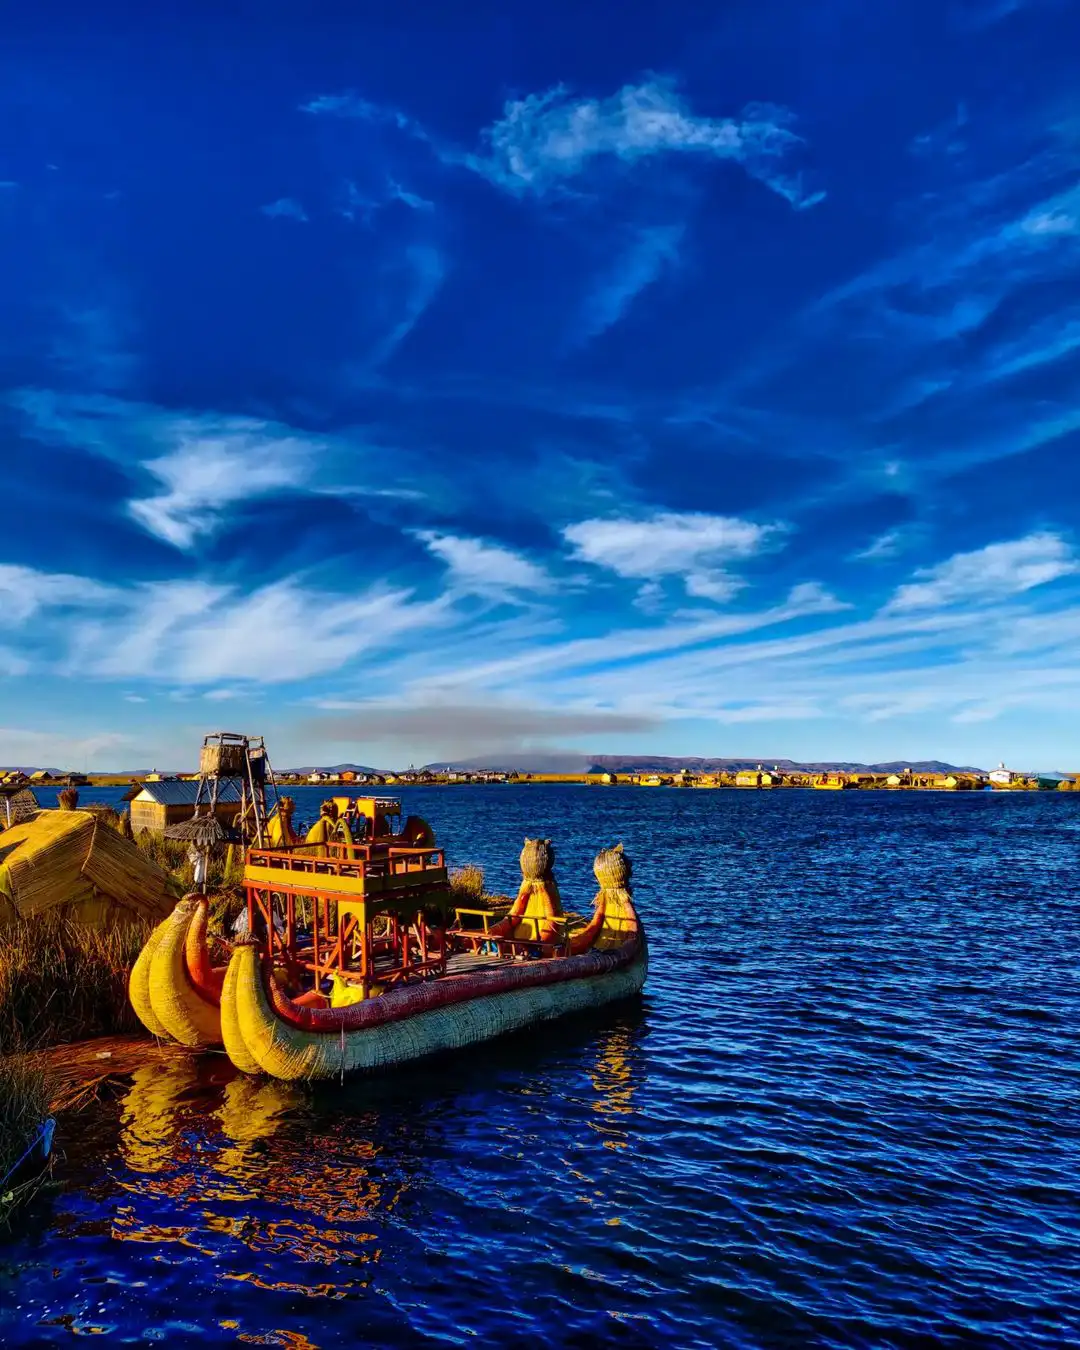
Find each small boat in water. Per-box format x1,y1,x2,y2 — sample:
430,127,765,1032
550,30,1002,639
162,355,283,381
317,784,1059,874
129,796,647,1082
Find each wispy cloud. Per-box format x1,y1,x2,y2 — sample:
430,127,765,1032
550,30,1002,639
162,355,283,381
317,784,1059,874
415,531,554,601
564,510,785,603
576,225,684,345
465,78,824,208
887,532,1077,611
9,393,428,551
853,530,906,562
0,564,114,625
368,245,445,369
128,420,318,549
261,197,308,223
339,178,434,224
409,579,845,698
1021,207,1078,236
63,575,454,684
302,77,824,209
300,93,432,143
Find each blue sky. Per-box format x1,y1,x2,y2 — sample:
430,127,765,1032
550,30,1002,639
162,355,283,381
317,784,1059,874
3,0,1080,770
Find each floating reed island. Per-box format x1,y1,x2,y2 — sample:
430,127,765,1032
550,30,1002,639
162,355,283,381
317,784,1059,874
7,760,1078,797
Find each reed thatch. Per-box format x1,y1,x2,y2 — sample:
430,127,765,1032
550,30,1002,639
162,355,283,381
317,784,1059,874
163,814,227,848
2,789,40,829
0,810,172,929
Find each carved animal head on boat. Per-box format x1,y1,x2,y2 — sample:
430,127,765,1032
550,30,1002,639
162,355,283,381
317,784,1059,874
594,841,631,889
520,837,555,880
319,799,338,819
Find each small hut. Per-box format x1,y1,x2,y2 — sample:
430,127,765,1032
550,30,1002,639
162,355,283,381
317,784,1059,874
1,788,41,829
129,779,242,836
0,809,172,927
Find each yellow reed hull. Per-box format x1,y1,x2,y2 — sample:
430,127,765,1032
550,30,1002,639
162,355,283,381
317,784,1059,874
223,942,648,1082
130,900,223,1049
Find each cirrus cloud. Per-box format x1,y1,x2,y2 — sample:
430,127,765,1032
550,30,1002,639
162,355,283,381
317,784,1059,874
887,532,1077,612
468,78,824,208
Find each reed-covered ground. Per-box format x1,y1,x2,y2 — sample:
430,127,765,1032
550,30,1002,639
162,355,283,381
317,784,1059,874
0,913,150,1056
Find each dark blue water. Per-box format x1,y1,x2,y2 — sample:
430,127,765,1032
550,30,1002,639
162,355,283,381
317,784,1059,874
3,786,1080,1347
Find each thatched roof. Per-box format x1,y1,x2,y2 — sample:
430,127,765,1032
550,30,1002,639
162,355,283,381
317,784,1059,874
164,814,227,847
2,789,40,826
0,810,172,928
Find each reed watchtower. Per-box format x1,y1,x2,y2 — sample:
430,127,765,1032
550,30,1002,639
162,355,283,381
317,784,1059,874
193,732,279,846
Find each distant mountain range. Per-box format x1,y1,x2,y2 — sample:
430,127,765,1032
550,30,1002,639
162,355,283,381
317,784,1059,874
422,754,990,774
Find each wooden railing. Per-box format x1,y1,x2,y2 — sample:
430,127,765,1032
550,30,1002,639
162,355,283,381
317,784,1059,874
247,844,445,879
448,908,572,958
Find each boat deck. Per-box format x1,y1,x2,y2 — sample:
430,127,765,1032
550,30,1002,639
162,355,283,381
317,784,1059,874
444,950,521,975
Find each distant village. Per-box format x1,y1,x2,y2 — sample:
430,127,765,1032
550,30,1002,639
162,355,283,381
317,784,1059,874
2,762,1078,794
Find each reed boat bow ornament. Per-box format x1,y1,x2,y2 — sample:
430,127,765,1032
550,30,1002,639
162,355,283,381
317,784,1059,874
128,785,647,1081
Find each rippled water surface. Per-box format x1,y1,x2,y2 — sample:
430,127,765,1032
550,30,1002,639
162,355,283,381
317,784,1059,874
3,785,1080,1347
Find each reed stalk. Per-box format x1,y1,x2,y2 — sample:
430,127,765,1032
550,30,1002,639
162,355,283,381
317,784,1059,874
0,914,150,1054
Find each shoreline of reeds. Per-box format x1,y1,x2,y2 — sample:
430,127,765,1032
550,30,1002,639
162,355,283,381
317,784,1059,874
0,912,151,1057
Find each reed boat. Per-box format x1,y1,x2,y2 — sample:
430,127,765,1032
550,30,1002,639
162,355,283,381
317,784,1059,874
129,795,647,1082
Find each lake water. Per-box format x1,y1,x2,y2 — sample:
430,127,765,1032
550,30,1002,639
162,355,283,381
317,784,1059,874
2,785,1079,1347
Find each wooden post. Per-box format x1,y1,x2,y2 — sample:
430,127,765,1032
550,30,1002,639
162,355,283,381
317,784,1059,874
360,901,371,1000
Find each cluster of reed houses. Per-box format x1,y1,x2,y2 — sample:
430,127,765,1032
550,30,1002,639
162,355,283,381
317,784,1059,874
0,769,88,788
275,768,518,786
611,763,1077,791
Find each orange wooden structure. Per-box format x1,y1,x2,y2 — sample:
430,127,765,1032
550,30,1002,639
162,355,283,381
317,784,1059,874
244,797,451,1000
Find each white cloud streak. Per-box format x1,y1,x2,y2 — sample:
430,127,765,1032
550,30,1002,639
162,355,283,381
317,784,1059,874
577,225,684,345
467,79,824,208
887,532,1077,611
129,422,317,548
368,245,445,369
415,532,554,600
564,510,784,603
301,78,824,209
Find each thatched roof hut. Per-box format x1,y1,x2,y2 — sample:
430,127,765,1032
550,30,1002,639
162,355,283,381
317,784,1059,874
0,810,173,928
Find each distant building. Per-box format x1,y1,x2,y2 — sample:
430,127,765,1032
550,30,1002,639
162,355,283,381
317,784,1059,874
989,762,1015,786
129,779,242,836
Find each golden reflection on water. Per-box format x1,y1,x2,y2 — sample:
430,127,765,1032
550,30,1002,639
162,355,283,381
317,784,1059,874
103,1017,644,1331
587,1025,638,1150
109,1063,407,1305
